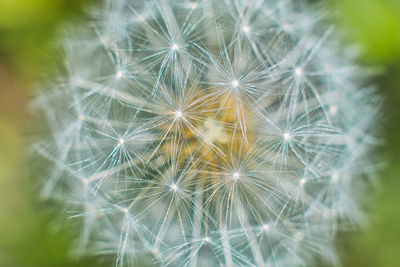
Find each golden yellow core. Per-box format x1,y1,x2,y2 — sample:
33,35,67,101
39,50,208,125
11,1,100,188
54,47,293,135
161,91,257,164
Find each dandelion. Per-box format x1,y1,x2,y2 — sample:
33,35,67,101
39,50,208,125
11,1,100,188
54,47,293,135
34,0,379,266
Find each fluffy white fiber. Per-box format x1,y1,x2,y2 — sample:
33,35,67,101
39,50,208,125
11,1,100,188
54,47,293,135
34,0,379,266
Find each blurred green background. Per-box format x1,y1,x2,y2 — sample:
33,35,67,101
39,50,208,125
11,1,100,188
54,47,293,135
0,0,399,266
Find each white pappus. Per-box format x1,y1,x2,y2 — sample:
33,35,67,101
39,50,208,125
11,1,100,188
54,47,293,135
33,0,380,266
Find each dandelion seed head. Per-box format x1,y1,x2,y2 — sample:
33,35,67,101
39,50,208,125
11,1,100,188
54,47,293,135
282,23,292,32
202,237,211,243
151,248,159,255
295,232,304,241
332,171,340,182
190,2,198,9
174,110,183,119
330,105,338,115
122,208,129,214
261,224,270,232
242,25,251,34
35,0,379,266
116,71,123,79
171,43,179,51
231,79,239,88
170,184,178,192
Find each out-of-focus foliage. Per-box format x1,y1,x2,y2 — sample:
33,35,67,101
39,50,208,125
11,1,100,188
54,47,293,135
0,1,98,266
340,66,400,267
0,0,89,74
332,0,400,63
332,1,400,266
